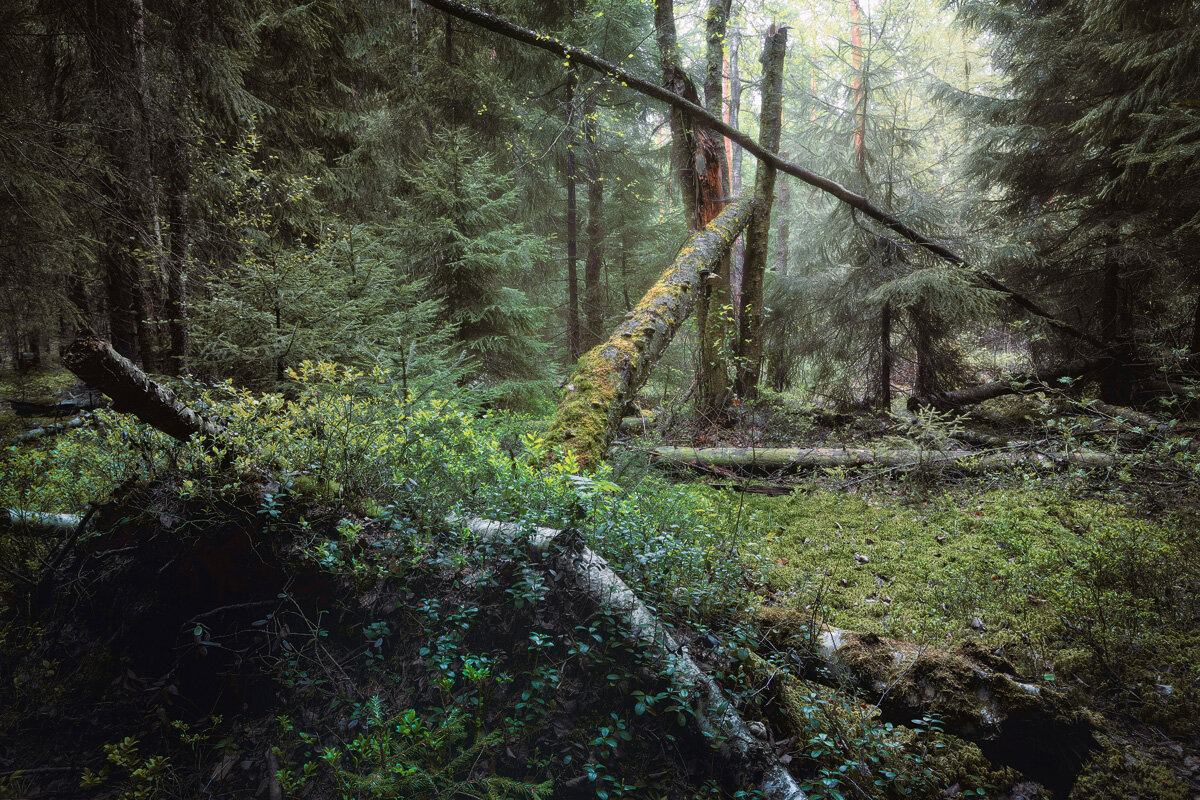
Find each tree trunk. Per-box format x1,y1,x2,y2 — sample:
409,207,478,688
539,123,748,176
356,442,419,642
774,153,790,277
734,26,787,401
548,196,754,470
649,445,1115,473
728,29,745,299
757,608,1097,798
164,142,190,376
583,107,605,349
87,0,161,366
879,302,892,410
62,336,224,444
566,71,582,360
693,0,735,412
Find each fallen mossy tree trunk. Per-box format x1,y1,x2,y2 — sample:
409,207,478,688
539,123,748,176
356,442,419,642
908,357,1111,412
649,445,1116,474
549,197,754,470
757,608,1097,798
455,516,807,800
62,336,224,445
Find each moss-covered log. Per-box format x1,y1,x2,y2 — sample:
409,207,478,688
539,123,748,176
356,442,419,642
62,336,224,445
649,445,1115,473
549,196,755,470
758,608,1097,797
456,516,807,800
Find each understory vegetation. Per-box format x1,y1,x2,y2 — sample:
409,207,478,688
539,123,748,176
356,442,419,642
3,364,1200,799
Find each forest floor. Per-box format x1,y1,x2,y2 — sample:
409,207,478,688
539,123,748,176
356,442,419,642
2,370,1199,799
623,392,1200,798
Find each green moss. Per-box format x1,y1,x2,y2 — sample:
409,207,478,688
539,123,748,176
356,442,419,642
1070,737,1188,800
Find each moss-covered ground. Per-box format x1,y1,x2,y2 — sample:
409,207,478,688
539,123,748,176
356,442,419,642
736,477,1200,798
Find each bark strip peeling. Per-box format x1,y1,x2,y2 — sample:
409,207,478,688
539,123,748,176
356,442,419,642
454,515,807,800
549,196,755,470
62,336,224,445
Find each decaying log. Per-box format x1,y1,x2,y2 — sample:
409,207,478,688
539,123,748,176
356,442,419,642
909,357,1110,412
12,415,90,442
549,196,754,470
455,516,807,800
649,445,1115,474
758,608,1097,798
0,509,82,536
62,336,223,445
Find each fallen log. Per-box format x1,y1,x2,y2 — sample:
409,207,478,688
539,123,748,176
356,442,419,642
757,608,1096,797
455,516,806,800
909,357,1110,412
13,415,90,442
0,509,82,535
549,196,754,470
649,445,1115,474
62,336,223,445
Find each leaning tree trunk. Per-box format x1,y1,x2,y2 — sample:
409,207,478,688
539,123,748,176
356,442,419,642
548,196,755,471
734,26,787,400
62,336,224,444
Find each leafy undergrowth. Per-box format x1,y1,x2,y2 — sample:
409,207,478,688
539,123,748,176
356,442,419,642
4,365,1200,799
749,483,1200,799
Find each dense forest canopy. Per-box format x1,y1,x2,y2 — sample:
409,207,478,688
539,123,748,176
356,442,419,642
2,0,1200,798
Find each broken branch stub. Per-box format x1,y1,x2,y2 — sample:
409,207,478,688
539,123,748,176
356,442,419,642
549,195,755,470
62,336,224,445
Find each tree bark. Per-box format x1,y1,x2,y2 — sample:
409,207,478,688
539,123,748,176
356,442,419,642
566,71,582,360
909,357,1110,412
649,445,1114,473
164,142,190,376
416,0,1104,350
758,608,1096,798
774,153,790,277
879,302,892,409
456,516,808,800
583,106,605,349
734,26,787,401
62,336,223,444
548,196,755,471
